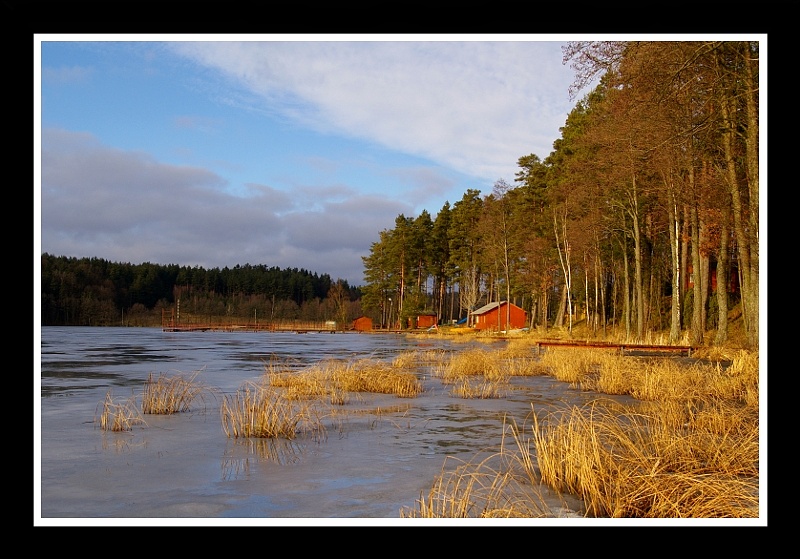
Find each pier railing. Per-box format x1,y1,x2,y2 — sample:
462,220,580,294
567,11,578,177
534,339,695,357
161,310,340,333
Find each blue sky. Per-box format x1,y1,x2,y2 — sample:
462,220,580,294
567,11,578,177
35,35,674,286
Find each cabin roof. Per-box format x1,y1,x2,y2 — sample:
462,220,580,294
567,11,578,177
471,301,506,315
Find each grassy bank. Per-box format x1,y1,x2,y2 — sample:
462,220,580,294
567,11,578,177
400,335,759,519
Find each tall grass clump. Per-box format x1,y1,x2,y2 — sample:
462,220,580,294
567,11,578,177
339,358,423,397
499,336,539,358
503,356,550,377
401,456,554,518
432,348,508,383
524,348,759,517
220,382,326,441
391,348,449,369
572,348,759,406
451,378,506,399
566,350,627,394
716,350,760,407
95,391,144,432
401,421,582,518
141,370,211,414
431,347,515,399
267,357,423,401
628,359,712,402
536,347,609,385
268,360,345,402
625,356,757,405
530,398,759,518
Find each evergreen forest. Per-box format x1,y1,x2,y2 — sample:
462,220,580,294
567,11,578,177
40,253,362,328
360,41,759,349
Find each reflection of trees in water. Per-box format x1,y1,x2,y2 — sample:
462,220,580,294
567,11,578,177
221,438,307,480
337,403,417,432
100,432,148,453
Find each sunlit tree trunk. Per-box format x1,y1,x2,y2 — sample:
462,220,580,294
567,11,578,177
619,237,632,341
627,170,645,341
539,274,550,331
667,191,682,343
553,207,573,333
554,282,567,329
689,191,704,347
714,219,730,345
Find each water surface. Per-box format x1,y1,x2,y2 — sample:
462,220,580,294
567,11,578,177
37,326,630,524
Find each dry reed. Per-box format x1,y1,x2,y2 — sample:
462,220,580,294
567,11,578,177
451,378,506,399
401,421,581,518
535,347,608,385
95,391,144,432
530,398,759,518
141,369,211,414
220,382,326,441
409,341,759,518
432,348,509,382
266,357,423,400
392,348,449,369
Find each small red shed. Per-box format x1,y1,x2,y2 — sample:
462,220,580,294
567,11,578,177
470,301,526,331
352,316,374,331
415,313,438,329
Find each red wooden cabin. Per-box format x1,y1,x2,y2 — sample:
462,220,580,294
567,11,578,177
470,301,527,331
413,313,438,329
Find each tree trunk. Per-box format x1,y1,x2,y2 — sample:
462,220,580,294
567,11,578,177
600,261,607,337
629,172,645,341
714,221,730,346
622,240,631,341
540,288,549,331
584,259,590,330
699,219,710,333
743,42,760,349
667,192,682,343
593,251,601,333
681,205,690,300
554,284,567,329
690,201,704,347
554,209,573,333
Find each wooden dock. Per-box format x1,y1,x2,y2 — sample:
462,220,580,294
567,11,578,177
160,307,351,333
534,340,695,357
162,321,341,333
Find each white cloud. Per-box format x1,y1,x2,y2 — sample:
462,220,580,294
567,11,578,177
169,40,575,182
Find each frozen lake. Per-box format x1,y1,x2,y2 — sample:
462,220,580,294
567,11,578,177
37,326,632,525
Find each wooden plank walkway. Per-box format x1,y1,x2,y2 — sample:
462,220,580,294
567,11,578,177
162,322,339,333
160,308,348,333
534,340,695,357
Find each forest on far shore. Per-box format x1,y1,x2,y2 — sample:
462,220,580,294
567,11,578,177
39,253,363,328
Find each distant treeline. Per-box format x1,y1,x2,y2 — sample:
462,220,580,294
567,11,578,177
40,253,363,327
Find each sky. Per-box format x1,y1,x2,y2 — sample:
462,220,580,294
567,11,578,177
35,34,593,286
35,34,758,288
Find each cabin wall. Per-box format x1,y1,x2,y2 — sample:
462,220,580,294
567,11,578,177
473,304,526,330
